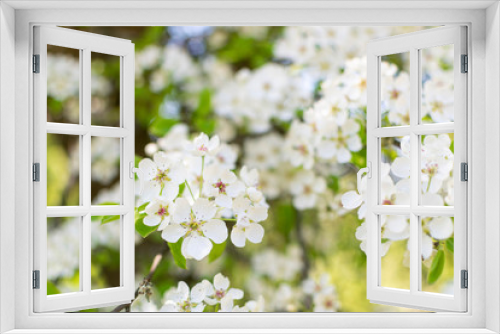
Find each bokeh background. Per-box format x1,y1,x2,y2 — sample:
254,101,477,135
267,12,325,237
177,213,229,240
45,26,456,312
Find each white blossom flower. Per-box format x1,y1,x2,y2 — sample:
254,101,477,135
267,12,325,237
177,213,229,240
138,152,186,201
203,165,245,208
160,281,207,312
143,196,175,231
289,170,327,210
161,198,228,261
187,133,220,157
427,217,454,240
230,196,268,247
203,273,244,306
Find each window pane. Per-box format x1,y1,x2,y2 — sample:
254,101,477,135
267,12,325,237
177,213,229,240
380,52,410,127
47,45,80,124
420,216,454,295
420,134,454,206
47,134,80,206
91,52,121,127
380,215,410,290
421,44,454,124
91,137,121,205
380,136,410,205
47,217,81,294
91,216,121,290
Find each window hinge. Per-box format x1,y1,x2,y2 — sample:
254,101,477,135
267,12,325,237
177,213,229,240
33,54,40,73
461,270,468,289
33,270,40,289
461,54,468,73
461,162,468,181
33,163,40,182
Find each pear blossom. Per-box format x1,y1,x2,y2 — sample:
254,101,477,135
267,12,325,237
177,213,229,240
161,198,228,260
160,281,207,312
203,273,244,305
289,170,327,210
143,196,175,231
203,165,245,208
231,196,268,247
138,152,185,201
187,133,220,157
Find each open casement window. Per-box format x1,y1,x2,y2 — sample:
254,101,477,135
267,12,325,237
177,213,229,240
33,26,135,312
365,26,467,312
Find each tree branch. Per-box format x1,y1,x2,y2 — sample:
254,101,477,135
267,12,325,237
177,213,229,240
295,209,311,281
112,244,168,312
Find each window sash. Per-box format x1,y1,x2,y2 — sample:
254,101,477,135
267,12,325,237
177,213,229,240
32,25,136,313
366,25,467,312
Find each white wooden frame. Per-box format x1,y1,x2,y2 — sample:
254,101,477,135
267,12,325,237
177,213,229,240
0,1,499,333
366,26,467,312
32,26,136,312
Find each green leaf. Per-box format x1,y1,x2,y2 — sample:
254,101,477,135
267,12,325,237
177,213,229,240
98,201,120,206
135,216,157,238
208,241,226,263
47,280,61,296
136,202,148,213
327,175,340,193
149,117,178,137
101,215,120,225
168,240,187,269
446,237,454,253
427,249,445,284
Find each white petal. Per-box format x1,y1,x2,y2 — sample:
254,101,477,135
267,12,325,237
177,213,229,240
220,296,234,312
191,304,206,312
245,223,264,244
153,152,171,170
386,216,408,234
169,165,186,185
347,135,362,152
172,198,191,223
421,233,434,260
161,224,186,243
428,217,454,240
160,301,179,312
247,206,268,223
138,158,157,181
192,198,216,221
208,135,220,153
214,273,230,291
215,194,232,208
143,215,162,227
161,182,179,202
202,219,228,244
421,193,444,206
341,191,363,209
142,181,161,201
177,281,190,301
337,147,351,163
316,140,336,159
293,194,316,210
226,181,245,197
190,282,207,303
355,223,367,241
231,226,246,248
232,196,250,214
227,288,244,300
391,157,411,178
182,235,212,261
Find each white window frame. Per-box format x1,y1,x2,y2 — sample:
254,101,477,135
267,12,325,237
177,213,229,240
0,1,499,333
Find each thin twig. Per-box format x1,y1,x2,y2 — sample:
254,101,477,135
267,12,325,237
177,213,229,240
295,209,310,281
112,244,168,312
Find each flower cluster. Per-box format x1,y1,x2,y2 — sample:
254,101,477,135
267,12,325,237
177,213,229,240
137,131,269,261
161,273,264,312
303,274,340,312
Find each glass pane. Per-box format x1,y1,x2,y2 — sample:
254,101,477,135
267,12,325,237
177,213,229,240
420,216,454,295
91,52,121,127
47,45,80,124
380,52,411,127
91,216,121,290
47,134,80,206
380,215,410,290
47,217,81,294
380,136,410,205
91,137,121,205
421,44,454,124
420,134,454,206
